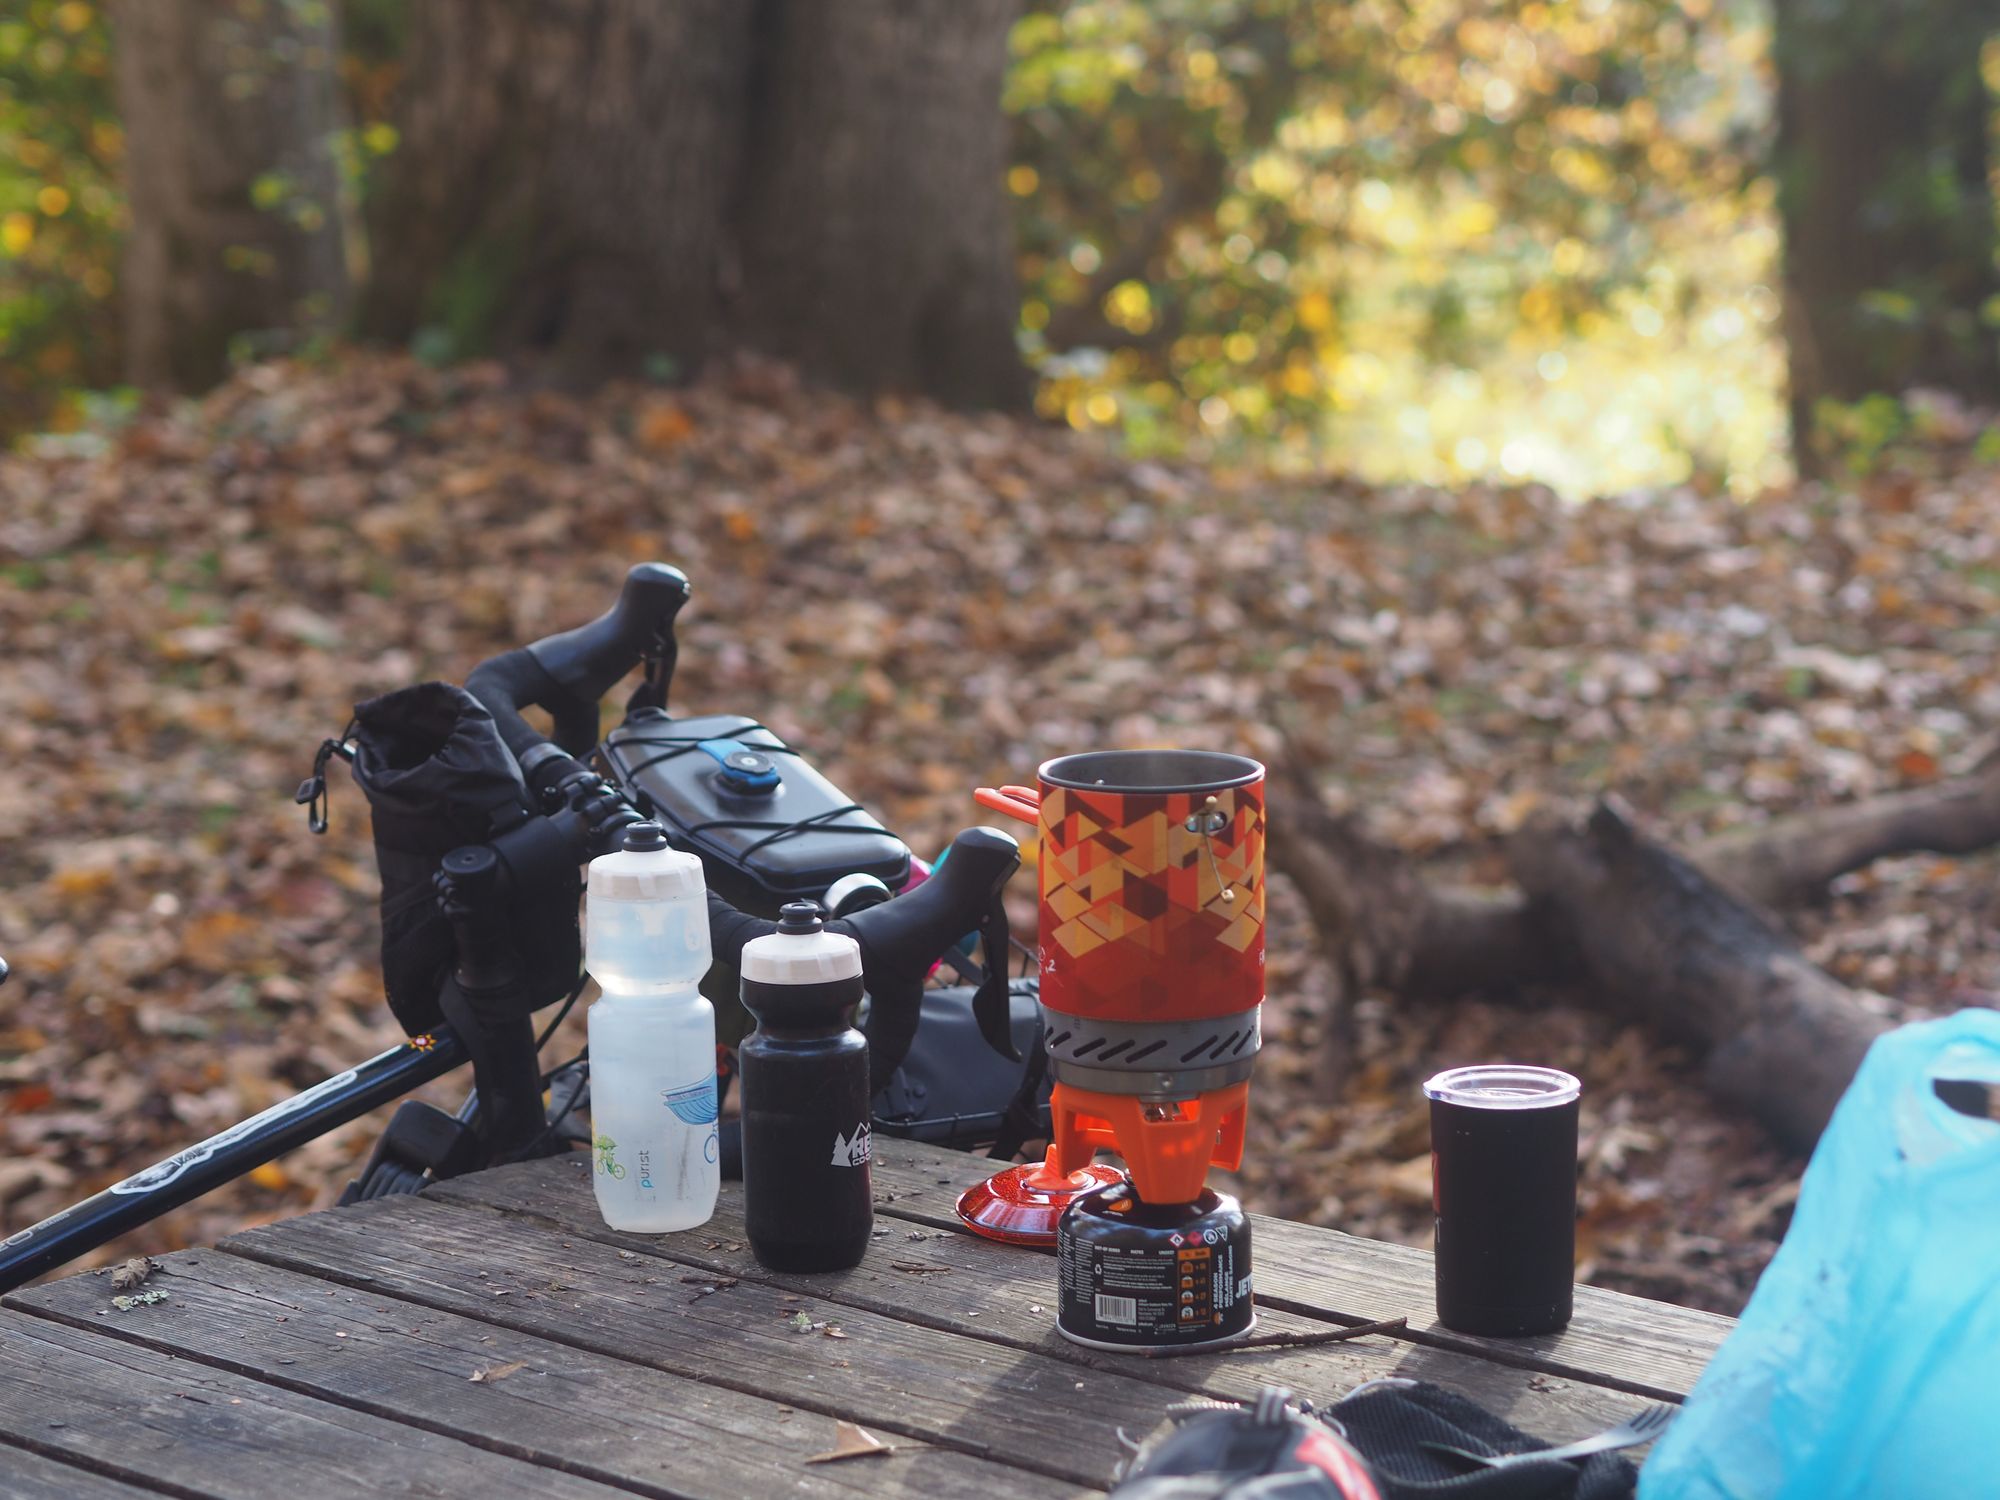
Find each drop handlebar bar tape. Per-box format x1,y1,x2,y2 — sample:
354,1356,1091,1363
466,647,588,762
703,827,1022,1091
466,563,691,762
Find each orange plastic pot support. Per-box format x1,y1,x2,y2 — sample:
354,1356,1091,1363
1051,1079,1248,1205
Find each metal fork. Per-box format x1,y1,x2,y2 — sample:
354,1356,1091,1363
1420,1403,1675,1470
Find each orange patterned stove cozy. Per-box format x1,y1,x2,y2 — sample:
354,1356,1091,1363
958,751,1267,1244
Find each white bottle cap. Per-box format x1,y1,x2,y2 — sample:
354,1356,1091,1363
588,829,705,903
742,905,863,986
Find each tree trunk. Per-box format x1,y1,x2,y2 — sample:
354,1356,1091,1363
111,0,350,391
357,0,750,382
360,0,1028,406
1774,0,2000,463
735,0,1029,410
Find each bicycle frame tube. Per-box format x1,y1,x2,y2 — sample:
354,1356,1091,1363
0,1027,469,1294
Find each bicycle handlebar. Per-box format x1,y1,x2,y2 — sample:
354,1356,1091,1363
0,566,1023,1292
467,563,690,777
531,562,690,703
836,826,1022,1088
464,565,1024,1091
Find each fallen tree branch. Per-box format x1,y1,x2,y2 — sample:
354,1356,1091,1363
1271,747,1965,1149
1270,756,1562,1004
1687,751,2000,909
1273,754,2000,1002
1508,799,1893,1152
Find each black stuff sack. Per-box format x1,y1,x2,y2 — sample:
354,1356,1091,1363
342,683,545,1036
1328,1380,1636,1500
1111,1387,1382,1499
1111,1382,1639,1500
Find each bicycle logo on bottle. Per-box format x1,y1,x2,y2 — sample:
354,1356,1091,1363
593,1133,626,1179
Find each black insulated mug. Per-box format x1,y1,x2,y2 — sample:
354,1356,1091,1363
738,902,873,1271
1425,1064,1581,1337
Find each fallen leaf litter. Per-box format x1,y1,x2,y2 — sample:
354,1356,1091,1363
4,352,1996,1314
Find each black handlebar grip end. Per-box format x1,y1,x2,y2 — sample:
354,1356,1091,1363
528,563,692,703
947,825,1021,877
626,561,691,599
615,563,691,650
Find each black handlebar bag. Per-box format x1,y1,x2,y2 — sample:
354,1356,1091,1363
344,683,562,1036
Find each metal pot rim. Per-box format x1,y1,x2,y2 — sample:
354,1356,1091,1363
1039,750,1264,795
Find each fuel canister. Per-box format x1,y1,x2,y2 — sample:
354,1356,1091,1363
1057,1182,1254,1352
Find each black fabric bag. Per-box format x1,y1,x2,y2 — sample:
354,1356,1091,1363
1111,1383,1638,1500
1328,1381,1637,1500
1111,1388,1382,1499
345,683,543,1036
870,977,1051,1150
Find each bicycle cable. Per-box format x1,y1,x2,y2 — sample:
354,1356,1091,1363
535,971,590,1050
513,1045,591,1163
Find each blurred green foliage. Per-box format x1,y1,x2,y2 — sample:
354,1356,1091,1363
1008,0,1795,493
0,0,121,437
1811,389,2000,479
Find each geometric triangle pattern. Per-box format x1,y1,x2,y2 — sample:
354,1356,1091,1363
1037,778,1265,1025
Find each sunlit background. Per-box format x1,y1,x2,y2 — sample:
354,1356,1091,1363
2,1,1996,496
1011,0,1792,496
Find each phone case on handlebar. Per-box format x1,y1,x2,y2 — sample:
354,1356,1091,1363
599,709,911,915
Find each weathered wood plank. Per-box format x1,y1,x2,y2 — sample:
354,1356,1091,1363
861,1142,1732,1400
220,1192,1186,1491
6,1252,1072,1500
0,1314,638,1500
427,1152,1652,1442
0,1444,176,1500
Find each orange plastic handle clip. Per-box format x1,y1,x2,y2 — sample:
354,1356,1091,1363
974,785,1042,824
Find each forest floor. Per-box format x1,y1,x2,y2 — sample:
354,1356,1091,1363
4,352,1998,1314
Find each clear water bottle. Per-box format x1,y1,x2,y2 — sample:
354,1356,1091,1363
739,902,873,1270
585,822,717,1233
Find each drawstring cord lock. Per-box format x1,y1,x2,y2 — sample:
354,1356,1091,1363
295,728,356,835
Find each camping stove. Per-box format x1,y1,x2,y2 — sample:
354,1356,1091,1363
958,751,1267,1261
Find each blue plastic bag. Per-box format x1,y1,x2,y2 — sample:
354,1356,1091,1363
1640,1010,2000,1499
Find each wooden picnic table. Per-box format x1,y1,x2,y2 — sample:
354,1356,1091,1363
0,1139,1734,1498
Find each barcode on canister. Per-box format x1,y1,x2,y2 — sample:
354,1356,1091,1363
1094,1293,1138,1324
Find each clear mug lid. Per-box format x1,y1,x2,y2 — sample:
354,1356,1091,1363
1424,1064,1581,1109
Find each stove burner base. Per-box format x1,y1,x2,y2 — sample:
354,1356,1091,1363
955,1149,1128,1246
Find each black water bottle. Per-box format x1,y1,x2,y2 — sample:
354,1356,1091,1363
739,902,873,1270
